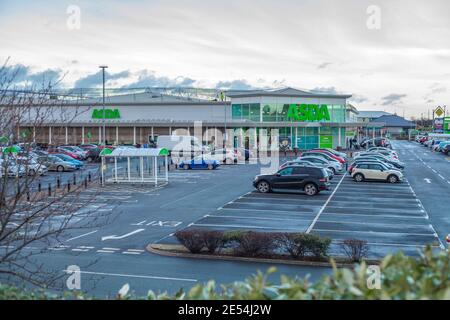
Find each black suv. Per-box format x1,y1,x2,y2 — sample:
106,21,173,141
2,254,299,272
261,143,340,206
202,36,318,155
443,144,450,155
253,166,330,196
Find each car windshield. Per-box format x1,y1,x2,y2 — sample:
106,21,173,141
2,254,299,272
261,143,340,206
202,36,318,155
55,154,73,161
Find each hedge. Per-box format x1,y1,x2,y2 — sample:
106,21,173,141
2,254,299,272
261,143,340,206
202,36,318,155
1,247,448,300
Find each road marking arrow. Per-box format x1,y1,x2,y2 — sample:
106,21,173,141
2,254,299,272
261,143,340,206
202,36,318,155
424,178,431,184
101,229,145,241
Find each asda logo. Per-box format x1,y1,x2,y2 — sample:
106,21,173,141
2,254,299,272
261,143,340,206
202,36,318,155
92,108,121,119
287,104,330,121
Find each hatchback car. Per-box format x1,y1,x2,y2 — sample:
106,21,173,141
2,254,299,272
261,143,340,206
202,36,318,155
253,166,330,196
37,156,77,172
297,156,342,174
352,163,403,183
178,158,220,170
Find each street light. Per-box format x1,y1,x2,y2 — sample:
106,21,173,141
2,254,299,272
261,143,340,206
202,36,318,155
99,65,108,145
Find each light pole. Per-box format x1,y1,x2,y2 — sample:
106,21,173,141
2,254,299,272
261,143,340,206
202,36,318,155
99,65,108,145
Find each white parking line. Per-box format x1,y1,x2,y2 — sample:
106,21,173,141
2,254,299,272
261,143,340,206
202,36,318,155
62,270,198,282
65,230,98,242
306,174,345,234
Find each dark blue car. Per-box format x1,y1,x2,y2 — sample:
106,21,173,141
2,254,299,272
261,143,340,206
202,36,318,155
178,158,220,170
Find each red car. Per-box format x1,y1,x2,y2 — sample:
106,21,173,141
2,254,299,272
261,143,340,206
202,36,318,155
47,147,82,160
302,149,345,164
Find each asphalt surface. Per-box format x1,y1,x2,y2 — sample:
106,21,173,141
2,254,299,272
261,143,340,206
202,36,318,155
3,140,449,297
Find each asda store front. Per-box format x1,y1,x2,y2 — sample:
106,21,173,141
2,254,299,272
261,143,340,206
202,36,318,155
227,87,356,150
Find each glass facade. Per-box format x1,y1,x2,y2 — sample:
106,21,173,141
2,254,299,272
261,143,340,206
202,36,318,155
231,101,349,150
232,103,346,123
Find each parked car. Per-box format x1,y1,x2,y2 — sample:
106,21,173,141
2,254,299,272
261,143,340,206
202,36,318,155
253,166,330,196
301,150,345,164
0,159,26,178
351,162,403,183
59,146,88,159
47,147,83,160
36,155,77,172
299,151,343,166
83,147,102,163
367,147,399,157
178,158,220,170
297,155,342,174
280,160,334,180
52,154,84,169
311,148,347,160
443,144,450,155
354,154,405,170
203,149,237,164
78,144,98,149
348,159,398,174
16,157,48,176
361,137,392,149
434,141,450,152
355,150,399,161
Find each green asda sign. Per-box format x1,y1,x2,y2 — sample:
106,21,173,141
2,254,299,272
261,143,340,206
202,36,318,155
92,108,121,119
444,117,450,134
287,104,330,122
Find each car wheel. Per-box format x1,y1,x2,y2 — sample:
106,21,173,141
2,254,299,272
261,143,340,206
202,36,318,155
330,167,336,175
354,173,364,182
86,156,93,163
304,183,318,196
387,174,398,184
57,165,64,172
28,169,36,176
257,181,270,193
183,164,190,170
207,164,213,170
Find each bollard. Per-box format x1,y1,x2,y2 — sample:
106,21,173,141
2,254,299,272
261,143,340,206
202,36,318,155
27,192,30,202
100,175,103,185
38,181,41,192
88,172,92,182
48,183,51,196
73,173,76,185
84,177,88,188
67,182,71,192
57,176,61,188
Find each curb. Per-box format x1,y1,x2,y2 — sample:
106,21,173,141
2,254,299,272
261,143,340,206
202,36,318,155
147,244,374,268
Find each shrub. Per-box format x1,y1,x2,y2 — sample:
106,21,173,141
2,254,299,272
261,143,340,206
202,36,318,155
305,234,331,259
202,230,224,254
234,231,277,257
221,230,246,249
276,233,309,258
174,229,205,253
277,233,331,259
340,239,369,262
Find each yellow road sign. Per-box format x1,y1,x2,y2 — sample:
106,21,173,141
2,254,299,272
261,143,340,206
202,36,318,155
435,106,444,117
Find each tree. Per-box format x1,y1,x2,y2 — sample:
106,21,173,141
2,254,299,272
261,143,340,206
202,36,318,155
0,59,112,288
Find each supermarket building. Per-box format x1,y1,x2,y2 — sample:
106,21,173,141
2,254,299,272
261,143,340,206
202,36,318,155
19,87,376,150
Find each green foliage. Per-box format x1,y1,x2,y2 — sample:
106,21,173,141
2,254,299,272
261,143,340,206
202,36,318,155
1,247,448,300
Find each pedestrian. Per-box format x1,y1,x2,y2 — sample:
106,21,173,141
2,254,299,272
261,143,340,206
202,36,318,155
349,137,353,150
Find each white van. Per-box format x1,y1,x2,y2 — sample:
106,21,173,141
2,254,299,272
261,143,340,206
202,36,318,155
156,135,205,152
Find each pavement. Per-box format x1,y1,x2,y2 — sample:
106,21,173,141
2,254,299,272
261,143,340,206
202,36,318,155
2,140,449,297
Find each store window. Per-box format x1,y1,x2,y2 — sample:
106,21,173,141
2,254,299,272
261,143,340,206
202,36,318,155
249,104,260,121
262,104,277,122
232,104,242,120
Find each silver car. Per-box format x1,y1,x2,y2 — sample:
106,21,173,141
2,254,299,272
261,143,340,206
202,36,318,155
37,155,76,172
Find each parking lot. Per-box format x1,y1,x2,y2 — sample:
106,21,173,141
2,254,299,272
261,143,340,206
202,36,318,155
156,153,444,259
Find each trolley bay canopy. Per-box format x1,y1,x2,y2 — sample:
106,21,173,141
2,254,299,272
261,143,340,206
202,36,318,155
100,147,169,186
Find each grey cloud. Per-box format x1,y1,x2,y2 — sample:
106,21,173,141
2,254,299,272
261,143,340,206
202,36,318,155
1,63,63,87
215,79,258,90
317,62,332,69
310,87,339,95
350,95,369,103
381,93,407,106
74,70,131,88
123,70,195,88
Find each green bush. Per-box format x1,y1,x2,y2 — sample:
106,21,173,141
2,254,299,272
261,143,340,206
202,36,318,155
276,233,331,259
1,247,449,300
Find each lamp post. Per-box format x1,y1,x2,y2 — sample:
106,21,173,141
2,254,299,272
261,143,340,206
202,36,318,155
99,65,108,145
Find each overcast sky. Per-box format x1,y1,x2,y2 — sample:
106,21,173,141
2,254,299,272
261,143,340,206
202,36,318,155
1,0,449,118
